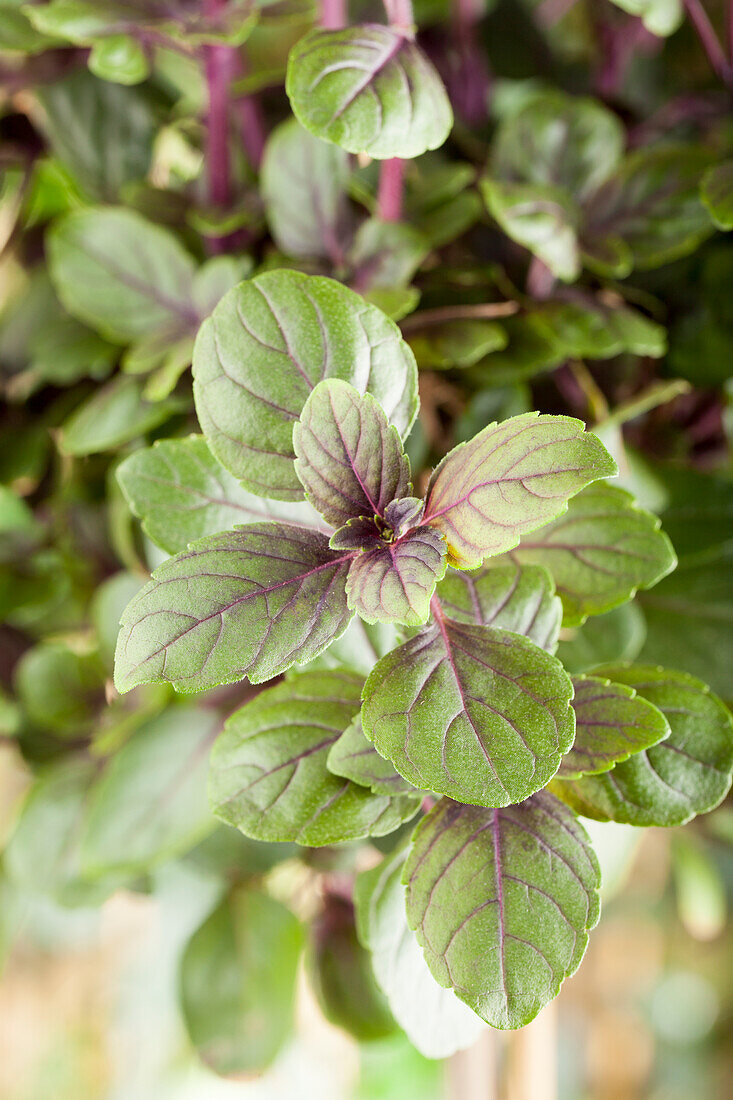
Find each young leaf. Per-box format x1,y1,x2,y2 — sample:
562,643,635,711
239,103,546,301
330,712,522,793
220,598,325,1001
208,671,420,845
552,665,733,826
180,889,303,1076
480,179,580,282
79,707,219,877
192,270,419,500
492,92,624,201
48,207,199,343
606,0,683,36
361,616,575,808
354,846,487,1058
701,161,733,230
286,25,453,160
327,714,419,796
114,523,353,694
294,379,411,527
117,435,324,555
424,412,617,570
404,793,600,1029
557,674,670,779
437,562,562,653
261,117,351,260
346,527,448,627
307,894,397,1041
512,483,677,625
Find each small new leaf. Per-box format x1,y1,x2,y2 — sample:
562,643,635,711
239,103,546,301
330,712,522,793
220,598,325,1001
424,412,617,570
513,483,677,625
362,616,575,807
114,523,353,693
557,674,670,779
294,379,411,528
553,665,733,825
346,527,448,627
286,25,453,160
208,671,419,845
404,794,600,1029
438,562,562,653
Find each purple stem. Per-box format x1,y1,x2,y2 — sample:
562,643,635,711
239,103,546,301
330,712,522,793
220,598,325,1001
526,257,555,300
383,0,414,32
377,157,405,221
321,0,347,28
235,53,266,170
683,0,731,85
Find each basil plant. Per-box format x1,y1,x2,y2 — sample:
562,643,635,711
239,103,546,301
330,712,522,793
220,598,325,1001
115,268,733,1040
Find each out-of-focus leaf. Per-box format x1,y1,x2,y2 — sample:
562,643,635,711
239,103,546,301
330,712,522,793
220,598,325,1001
606,0,683,35
15,641,104,736
481,178,580,281
327,714,418,796
557,602,647,673
348,219,429,290
88,33,150,85
59,375,186,456
180,889,303,1075
408,319,508,369
701,160,733,230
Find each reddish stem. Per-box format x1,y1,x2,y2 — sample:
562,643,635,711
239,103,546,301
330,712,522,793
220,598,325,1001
683,0,731,85
383,0,414,31
321,0,347,28
526,256,555,300
377,157,405,221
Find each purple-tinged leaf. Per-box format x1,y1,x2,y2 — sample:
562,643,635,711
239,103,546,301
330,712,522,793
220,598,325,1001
294,379,411,528
424,412,617,570
114,523,354,694
193,271,418,501
404,793,600,1029
346,527,447,627
511,483,676,625
384,497,425,535
552,665,733,826
327,714,420,796
438,562,562,653
557,674,670,780
208,671,419,845
361,613,575,807
330,516,384,551
355,845,487,1058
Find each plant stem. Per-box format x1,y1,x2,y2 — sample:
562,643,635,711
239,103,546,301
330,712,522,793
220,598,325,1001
321,0,347,28
399,300,519,333
377,157,405,221
383,0,414,31
204,0,231,215
683,0,731,85
235,52,265,170
526,257,555,300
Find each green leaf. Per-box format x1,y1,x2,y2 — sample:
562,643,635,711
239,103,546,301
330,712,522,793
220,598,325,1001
59,375,186,456
583,147,714,272
208,671,420,845
637,547,733,699
308,615,399,675
180,889,303,1076
362,618,575,807
552,665,733,826
90,571,145,666
327,714,419,796
5,757,125,907
492,91,624,200
437,562,562,653
15,640,103,736
701,160,733,230
404,793,600,1029
308,894,397,1041
348,219,429,291
294,379,411,528
408,319,508,370
114,524,354,694
606,0,683,35
35,69,155,201
528,299,666,360
557,674,670,779
88,33,150,85
117,435,324,555
79,707,219,876
355,846,486,1058
48,207,199,344
424,412,617,570
261,117,351,260
192,270,419,501
512,483,676,625
346,526,447,627
286,25,453,160
557,602,647,673
481,178,580,281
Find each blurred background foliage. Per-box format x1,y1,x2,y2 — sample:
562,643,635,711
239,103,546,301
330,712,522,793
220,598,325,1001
1,0,732,1097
